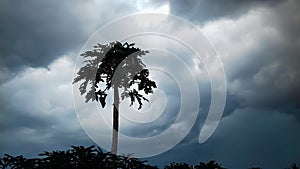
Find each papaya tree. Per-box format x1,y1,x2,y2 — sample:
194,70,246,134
73,41,157,154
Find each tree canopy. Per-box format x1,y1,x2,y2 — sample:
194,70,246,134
73,41,157,109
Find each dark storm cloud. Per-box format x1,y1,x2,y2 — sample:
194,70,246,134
0,106,93,157
168,0,284,24
227,0,300,118
147,108,300,169
134,1,300,166
0,0,87,71
1,1,299,168
0,0,137,74
151,0,300,119
186,0,300,119
229,45,300,118
0,124,93,157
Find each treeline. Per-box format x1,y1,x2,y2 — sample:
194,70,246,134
0,146,156,169
0,145,299,169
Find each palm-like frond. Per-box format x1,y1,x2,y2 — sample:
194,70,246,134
73,41,156,109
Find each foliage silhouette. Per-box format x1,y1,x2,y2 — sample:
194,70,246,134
0,145,158,169
194,160,226,169
1,147,299,169
73,41,157,154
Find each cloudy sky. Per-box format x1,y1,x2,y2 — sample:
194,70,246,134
1,0,300,169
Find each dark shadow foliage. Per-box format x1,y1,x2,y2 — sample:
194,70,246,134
1,146,299,169
0,146,158,169
194,160,226,169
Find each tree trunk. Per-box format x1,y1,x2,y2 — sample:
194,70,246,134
111,86,119,154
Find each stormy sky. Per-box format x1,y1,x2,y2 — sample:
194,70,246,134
1,0,300,169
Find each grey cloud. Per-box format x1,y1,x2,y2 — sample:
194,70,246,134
1,1,299,168
0,125,93,157
0,0,87,71
198,0,300,118
0,56,93,155
264,0,300,42
229,6,300,119
0,0,136,72
147,108,300,169
168,0,284,25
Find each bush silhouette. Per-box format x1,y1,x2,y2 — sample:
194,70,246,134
0,145,158,169
194,160,226,169
1,146,299,169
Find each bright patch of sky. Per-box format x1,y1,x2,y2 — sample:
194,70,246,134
136,1,169,14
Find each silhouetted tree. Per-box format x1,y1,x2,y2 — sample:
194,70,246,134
195,160,226,169
249,167,262,169
73,41,157,154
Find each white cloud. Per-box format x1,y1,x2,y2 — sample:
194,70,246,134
0,55,86,154
137,2,170,14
